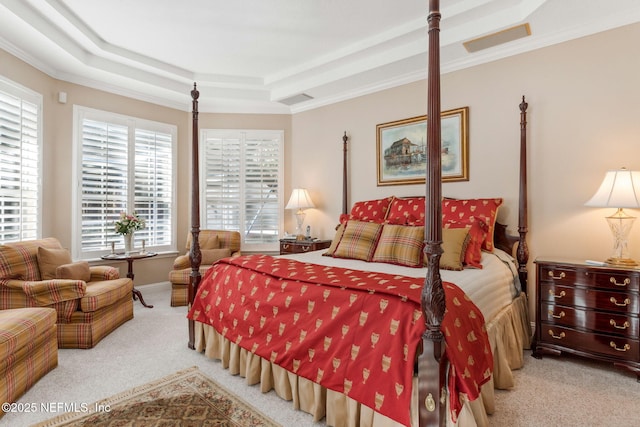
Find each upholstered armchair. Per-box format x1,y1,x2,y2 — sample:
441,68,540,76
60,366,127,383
0,237,134,349
169,230,241,306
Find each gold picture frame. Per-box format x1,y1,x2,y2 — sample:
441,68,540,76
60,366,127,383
376,107,469,186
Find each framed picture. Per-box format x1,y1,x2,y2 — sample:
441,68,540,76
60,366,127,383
376,107,469,186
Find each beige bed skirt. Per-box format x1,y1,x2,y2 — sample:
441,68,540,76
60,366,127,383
193,292,530,427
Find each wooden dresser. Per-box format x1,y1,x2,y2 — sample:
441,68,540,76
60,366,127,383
534,258,640,380
279,239,332,255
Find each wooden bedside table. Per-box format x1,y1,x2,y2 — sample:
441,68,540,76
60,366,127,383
279,239,331,255
533,257,640,380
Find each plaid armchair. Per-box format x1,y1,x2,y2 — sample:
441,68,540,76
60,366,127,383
0,238,134,348
168,230,241,306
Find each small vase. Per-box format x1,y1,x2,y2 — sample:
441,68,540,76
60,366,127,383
123,232,134,254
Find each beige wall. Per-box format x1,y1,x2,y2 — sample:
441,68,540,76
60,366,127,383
292,23,640,317
3,22,640,315
0,48,189,283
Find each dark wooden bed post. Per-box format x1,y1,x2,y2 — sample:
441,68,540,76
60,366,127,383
342,131,349,215
418,1,446,426
517,96,530,292
188,83,202,350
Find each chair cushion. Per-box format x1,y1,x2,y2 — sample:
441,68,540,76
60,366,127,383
79,278,133,312
0,307,57,362
37,247,72,280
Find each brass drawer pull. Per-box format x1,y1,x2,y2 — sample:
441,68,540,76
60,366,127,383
609,341,631,352
302,245,310,252
548,290,566,299
609,297,631,307
548,310,565,319
547,271,566,280
548,330,565,339
609,319,630,330
282,244,290,250
610,277,631,287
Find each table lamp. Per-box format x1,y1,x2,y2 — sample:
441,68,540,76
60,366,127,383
585,167,640,266
285,188,315,238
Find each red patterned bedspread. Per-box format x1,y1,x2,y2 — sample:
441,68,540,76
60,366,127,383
188,255,492,426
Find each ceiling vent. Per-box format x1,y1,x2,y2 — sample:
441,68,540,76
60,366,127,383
463,23,531,53
277,93,314,106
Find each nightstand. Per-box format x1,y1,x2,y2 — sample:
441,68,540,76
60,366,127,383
533,258,640,380
279,239,332,255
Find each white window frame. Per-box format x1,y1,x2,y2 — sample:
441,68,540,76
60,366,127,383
72,106,177,259
0,76,43,242
199,129,284,253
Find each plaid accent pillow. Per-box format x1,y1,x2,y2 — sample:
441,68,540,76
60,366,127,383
442,198,502,252
332,220,383,261
372,224,424,267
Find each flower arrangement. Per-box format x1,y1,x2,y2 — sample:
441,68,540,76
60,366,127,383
114,212,145,235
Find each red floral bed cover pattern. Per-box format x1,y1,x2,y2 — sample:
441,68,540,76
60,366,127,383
188,255,492,426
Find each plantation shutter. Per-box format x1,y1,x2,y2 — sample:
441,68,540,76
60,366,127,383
133,128,173,248
201,130,283,252
0,82,41,242
75,106,176,258
80,119,128,251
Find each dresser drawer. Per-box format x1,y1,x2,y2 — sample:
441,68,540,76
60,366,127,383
540,264,640,292
541,302,639,338
279,239,331,255
535,258,640,378
540,283,639,314
280,242,308,253
539,323,639,361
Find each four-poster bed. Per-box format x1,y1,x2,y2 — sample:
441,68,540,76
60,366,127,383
186,2,531,426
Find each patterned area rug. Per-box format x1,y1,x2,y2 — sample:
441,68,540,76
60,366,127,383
33,366,281,426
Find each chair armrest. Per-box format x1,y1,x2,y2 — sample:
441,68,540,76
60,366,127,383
231,251,241,258
90,265,121,281
173,254,190,270
16,279,86,306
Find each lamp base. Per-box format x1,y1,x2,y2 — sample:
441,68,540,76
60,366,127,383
605,208,637,267
605,257,638,267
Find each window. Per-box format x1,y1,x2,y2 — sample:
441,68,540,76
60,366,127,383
73,106,176,259
0,77,42,242
200,129,284,252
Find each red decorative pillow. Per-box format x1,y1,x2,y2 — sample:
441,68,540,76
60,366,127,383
349,197,393,223
444,220,488,268
442,198,502,252
385,197,426,225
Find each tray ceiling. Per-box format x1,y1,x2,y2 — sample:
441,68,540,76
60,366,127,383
1,0,639,113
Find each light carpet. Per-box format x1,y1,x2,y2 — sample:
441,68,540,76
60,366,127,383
2,282,639,427
32,366,280,427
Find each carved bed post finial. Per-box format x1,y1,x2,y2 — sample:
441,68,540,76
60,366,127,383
342,131,349,215
188,82,202,350
517,96,529,292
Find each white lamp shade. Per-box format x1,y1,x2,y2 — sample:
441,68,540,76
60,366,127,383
285,188,315,210
585,168,640,208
